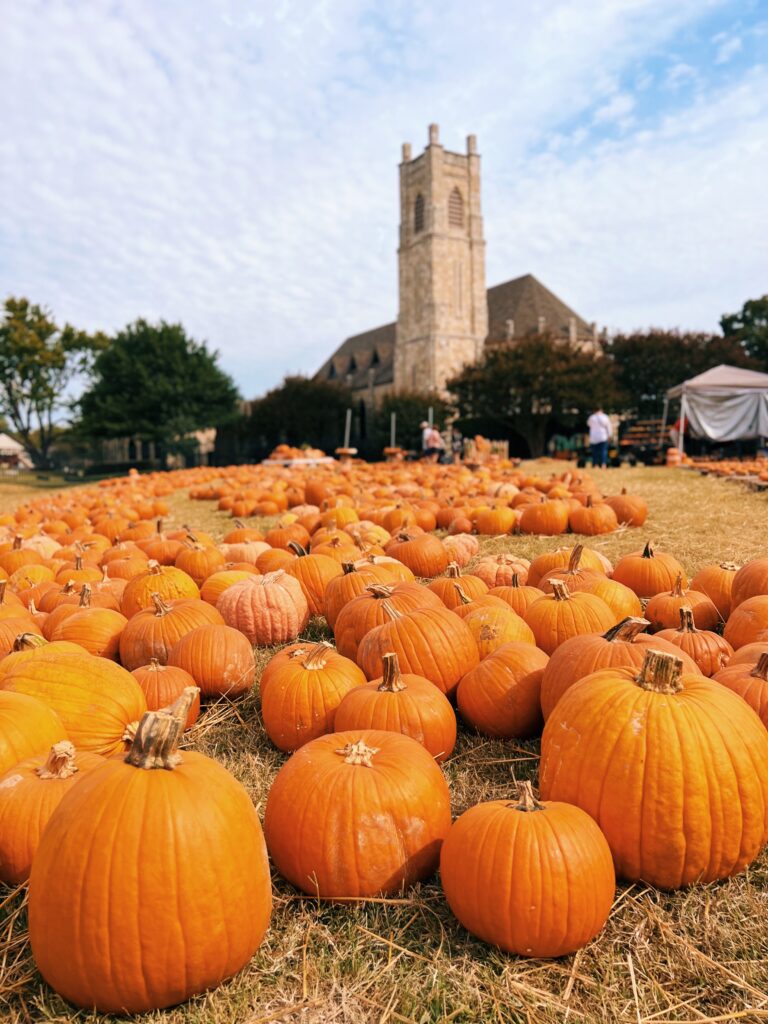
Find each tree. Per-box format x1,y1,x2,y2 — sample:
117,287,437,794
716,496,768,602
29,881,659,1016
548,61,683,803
0,297,106,467
721,295,768,369
247,376,354,458
78,320,239,459
607,329,755,418
448,335,616,458
370,391,451,455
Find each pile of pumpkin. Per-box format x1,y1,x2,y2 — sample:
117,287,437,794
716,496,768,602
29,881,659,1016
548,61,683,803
3,469,768,1015
693,456,768,481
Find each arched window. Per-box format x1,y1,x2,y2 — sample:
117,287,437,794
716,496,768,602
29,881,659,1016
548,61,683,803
328,362,337,379
414,193,425,233
448,187,464,228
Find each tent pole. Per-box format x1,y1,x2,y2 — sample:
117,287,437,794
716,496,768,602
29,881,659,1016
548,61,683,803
659,398,669,449
679,394,686,456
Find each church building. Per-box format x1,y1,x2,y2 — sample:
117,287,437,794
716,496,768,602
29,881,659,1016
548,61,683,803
314,124,598,404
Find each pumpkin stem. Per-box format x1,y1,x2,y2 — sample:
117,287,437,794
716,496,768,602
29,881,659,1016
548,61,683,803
156,518,163,534
234,519,245,529
288,540,308,557
671,574,684,598
366,583,395,599
303,641,334,670
453,582,472,605
677,606,696,633
380,599,403,622
335,739,380,767
78,583,92,608
148,560,162,575
567,545,584,572
750,654,768,681
636,649,684,694
0,579,6,604
513,781,545,813
74,555,83,571
446,563,461,579
148,657,161,669
641,541,654,559
150,592,172,617
550,580,571,602
35,741,79,780
124,687,199,770
720,561,740,572
621,487,627,495
13,632,49,651
341,561,357,575
585,495,594,508
603,616,650,642
12,535,22,550
379,652,407,692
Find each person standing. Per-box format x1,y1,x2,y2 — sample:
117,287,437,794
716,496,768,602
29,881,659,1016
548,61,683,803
419,421,431,457
450,426,463,464
587,407,612,468
424,425,446,463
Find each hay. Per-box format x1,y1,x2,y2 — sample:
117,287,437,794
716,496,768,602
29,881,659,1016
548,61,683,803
1,463,768,1021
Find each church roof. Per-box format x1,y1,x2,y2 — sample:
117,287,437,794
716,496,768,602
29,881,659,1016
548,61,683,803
486,273,591,343
314,273,590,388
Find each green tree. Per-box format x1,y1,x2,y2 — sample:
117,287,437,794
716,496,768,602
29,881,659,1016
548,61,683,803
247,376,354,457
607,329,754,418
448,335,616,458
78,320,239,459
0,297,106,467
370,391,451,455
721,295,768,369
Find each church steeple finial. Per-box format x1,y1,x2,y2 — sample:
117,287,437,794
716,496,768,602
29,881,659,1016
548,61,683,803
428,123,440,145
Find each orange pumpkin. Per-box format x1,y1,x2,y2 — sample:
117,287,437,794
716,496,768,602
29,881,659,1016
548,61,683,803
461,602,535,659
333,582,442,662
612,542,687,599
524,580,615,655
488,575,543,618
645,574,720,632
119,595,224,670
656,606,733,676
121,561,200,618
385,532,448,579
131,660,200,728
284,543,343,617
0,689,68,775
217,571,309,645
264,729,451,897
723,594,768,649
167,624,255,698
690,561,739,620
457,642,548,738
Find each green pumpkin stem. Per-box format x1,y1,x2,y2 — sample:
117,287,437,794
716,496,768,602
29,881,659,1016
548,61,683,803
603,617,650,643
124,687,199,770
636,649,684,694
379,652,407,693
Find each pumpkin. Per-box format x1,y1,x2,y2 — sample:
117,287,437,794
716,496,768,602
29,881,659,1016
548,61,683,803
537,544,605,594
217,570,309,645
656,606,733,676
168,624,255,698
334,652,456,761
457,642,548,738
690,561,739,620
474,506,515,535
48,588,127,660
121,561,200,618
540,616,701,719
568,495,618,536
442,532,480,568
730,641,768,666
264,729,451,897
440,782,615,957
0,741,104,884
603,488,648,527
714,652,768,728
357,602,480,697
323,562,392,629
119,594,224,670
731,557,768,610
0,689,68,775
462,602,535,659
1,649,147,755
472,553,530,588
611,542,687,599
334,582,442,662
28,690,272,1013
645,573,720,632
284,543,343,617
723,594,768,649
385,532,448,578
519,499,569,535
540,649,768,888
524,580,615,655
200,569,257,606
354,553,416,584
131,660,200,728
488,575,543,617
586,576,643,620
427,563,488,609
261,641,367,751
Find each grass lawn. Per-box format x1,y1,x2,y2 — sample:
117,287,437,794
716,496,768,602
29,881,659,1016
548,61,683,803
2,464,768,1023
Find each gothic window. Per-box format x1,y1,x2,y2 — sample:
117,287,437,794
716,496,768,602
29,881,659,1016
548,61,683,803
414,193,425,233
348,355,357,372
328,362,337,379
448,187,464,228
371,349,380,366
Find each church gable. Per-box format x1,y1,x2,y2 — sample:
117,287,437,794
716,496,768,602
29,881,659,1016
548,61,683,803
314,322,396,390
486,274,593,346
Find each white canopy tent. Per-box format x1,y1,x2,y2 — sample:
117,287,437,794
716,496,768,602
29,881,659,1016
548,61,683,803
661,364,768,455
0,433,33,468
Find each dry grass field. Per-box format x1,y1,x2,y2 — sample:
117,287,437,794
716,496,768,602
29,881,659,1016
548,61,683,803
2,464,768,1024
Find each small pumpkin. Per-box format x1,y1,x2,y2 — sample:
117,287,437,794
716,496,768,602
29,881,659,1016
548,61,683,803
131,660,200,728
611,541,687,599
568,495,618,536
119,594,224,670
472,553,530,588
168,624,256,699
524,580,615,656
284,542,343,617
690,561,739,620
488,574,543,618
603,488,648,526
427,563,488,609
385,532,448,579
440,782,615,957
461,602,535,659
121,561,200,618
656,606,733,676
723,594,768,650
457,642,548,738
264,729,451,897
645,574,720,632
333,582,441,662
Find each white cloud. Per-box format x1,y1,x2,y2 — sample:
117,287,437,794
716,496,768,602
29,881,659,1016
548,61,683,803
714,33,743,63
593,92,636,125
0,0,762,400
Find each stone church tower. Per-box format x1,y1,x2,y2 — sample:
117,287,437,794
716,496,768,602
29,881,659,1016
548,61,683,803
394,124,488,394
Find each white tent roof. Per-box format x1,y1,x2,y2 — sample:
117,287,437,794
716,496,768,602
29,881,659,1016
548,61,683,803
0,432,24,453
667,364,768,399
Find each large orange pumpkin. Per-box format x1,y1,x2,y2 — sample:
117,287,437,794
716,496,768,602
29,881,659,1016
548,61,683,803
645,574,720,632
334,652,457,762
0,689,68,775
264,729,451,897
284,544,343,617
457,642,548,738
723,594,768,649
119,595,224,670
217,571,309,645
28,691,272,1013
385,532,448,578
540,650,768,889
611,542,687,598
333,582,441,662
524,580,615,655
121,561,200,618
713,653,768,728
440,782,615,957
167,624,255,699
0,741,104,884
690,561,739,620
731,557,768,610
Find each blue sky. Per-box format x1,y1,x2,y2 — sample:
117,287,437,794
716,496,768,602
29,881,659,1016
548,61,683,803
1,0,766,400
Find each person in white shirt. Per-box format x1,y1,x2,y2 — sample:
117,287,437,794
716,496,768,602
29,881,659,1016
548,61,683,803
420,421,431,455
587,407,612,468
